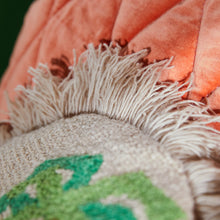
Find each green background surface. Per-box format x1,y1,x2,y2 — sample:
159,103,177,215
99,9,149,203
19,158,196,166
0,1,33,80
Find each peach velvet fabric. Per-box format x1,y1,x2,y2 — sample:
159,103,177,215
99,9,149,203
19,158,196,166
1,0,220,120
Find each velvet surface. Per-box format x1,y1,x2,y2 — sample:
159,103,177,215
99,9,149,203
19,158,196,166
1,0,220,119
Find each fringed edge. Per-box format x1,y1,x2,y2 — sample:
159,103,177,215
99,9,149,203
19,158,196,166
1,43,220,219
185,159,220,219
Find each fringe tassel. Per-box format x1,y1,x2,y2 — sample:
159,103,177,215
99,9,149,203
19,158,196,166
1,43,220,219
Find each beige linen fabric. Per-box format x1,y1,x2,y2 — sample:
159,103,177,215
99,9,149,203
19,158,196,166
0,114,194,219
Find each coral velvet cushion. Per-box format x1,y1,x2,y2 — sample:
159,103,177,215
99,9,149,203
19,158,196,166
1,0,220,120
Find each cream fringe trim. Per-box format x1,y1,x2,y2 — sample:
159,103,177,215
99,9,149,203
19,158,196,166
1,43,220,219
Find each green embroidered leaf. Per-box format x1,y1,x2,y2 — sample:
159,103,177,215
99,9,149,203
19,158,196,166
9,193,37,215
81,203,136,220
0,155,103,219
0,155,186,220
28,154,103,190
0,195,9,213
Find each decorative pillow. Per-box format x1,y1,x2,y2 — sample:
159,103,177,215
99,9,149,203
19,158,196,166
0,44,220,219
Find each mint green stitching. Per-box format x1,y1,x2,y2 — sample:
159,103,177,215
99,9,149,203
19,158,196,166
1,155,103,219
0,193,37,216
0,155,186,220
81,203,136,220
